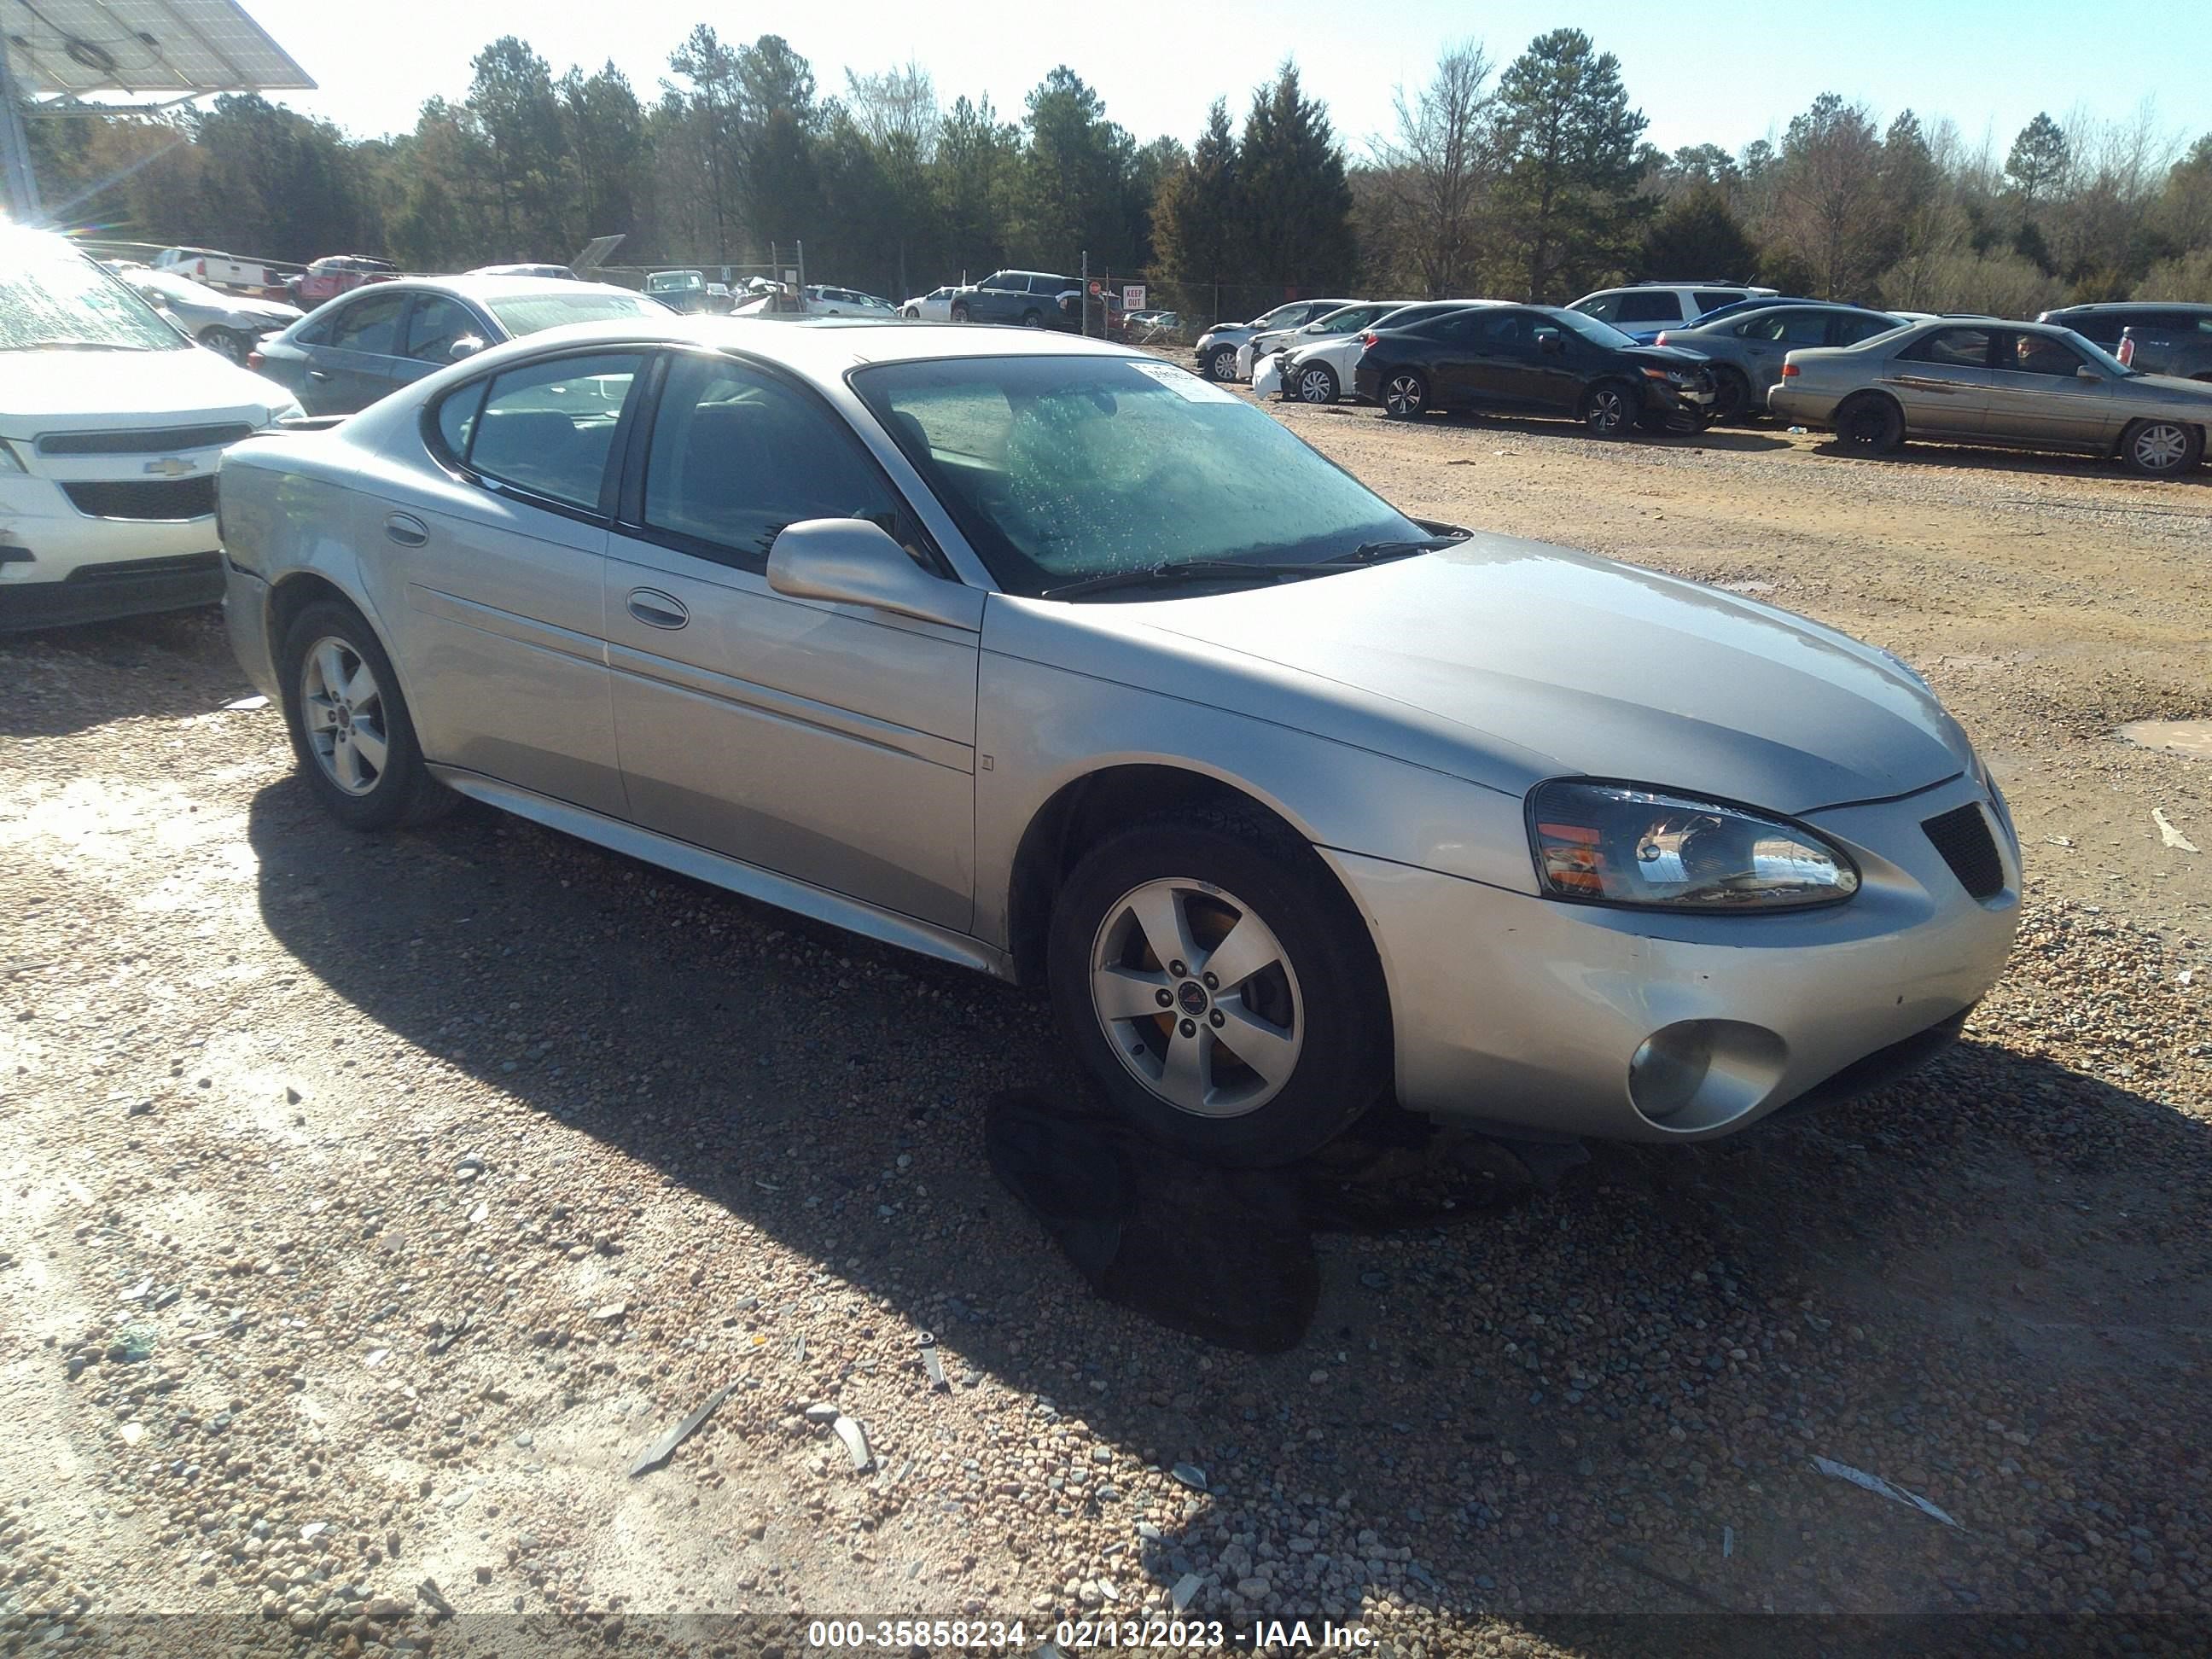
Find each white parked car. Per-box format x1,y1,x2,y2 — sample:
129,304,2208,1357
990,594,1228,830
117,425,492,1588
903,286,958,322
1,228,303,632
116,265,302,365
806,285,898,317
1260,301,1500,404
1236,300,1410,380
1567,282,1778,343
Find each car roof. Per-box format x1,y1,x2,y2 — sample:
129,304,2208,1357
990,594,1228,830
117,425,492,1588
1676,300,1892,329
323,274,646,305
2043,300,2211,314
435,315,1146,376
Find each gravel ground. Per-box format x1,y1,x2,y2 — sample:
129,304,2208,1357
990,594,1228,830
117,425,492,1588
3,407,2210,1657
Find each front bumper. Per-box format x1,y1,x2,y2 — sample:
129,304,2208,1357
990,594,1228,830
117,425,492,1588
0,550,224,632
1324,771,2019,1143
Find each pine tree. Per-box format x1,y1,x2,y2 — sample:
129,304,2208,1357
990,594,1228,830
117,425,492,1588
1236,62,1356,292
1493,29,1649,300
2005,113,2070,210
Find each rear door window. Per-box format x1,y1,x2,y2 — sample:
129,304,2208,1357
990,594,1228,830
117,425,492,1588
1613,292,1682,324
1691,289,1744,313
460,352,643,513
1899,328,1993,369
325,292,408,357
1833,312,1903,345
1572,294,1622,322
2058,311,2125,345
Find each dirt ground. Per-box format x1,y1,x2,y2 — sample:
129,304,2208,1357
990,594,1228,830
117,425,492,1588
3,399,2210,1658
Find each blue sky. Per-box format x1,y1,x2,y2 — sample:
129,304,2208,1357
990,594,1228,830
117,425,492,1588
251,0,2212,162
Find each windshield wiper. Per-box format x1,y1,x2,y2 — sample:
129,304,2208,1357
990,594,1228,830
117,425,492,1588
0,340,153,352
1327,533,1469,565
1042,559,1340,600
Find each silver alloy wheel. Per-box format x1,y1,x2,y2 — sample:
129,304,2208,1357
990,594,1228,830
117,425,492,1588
1088,877,1305,1119
201,327,247,364
1586,385,1628,433
1298,366,1335,404
1384,374,1423,416
2132,422,2188,472
300,635,391,797
1208,346,1237,379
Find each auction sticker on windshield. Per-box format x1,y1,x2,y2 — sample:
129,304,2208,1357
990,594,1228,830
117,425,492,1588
1129,361,1240,403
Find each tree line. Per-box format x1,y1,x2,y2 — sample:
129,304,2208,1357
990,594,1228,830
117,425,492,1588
23,26,2212,319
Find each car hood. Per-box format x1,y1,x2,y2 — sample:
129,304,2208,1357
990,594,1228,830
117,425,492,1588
1622,343,1711,369
0,347,295,433
2125,371,2212,402
1020,536,1970,816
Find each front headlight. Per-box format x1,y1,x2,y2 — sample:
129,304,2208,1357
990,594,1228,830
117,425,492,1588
1529,780,1860,911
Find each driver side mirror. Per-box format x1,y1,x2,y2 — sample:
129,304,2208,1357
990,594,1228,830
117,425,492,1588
1535,330,1564,355
450,335,486,361
767,518,983,632
2075,364,2101,381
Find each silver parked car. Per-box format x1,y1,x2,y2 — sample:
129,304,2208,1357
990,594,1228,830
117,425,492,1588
114,264,303,365
218,319,2019,1165
1770,318,2212,476
1651,302,1904,422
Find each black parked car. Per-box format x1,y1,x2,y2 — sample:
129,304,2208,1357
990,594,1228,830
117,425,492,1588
1353,304,1716,434
2036,303,2212,381
948,270,1085,329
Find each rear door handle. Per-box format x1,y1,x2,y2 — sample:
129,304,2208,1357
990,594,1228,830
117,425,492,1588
383,513,428,547
627,588,689,630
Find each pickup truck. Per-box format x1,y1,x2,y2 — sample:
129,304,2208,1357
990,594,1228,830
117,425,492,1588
947,270,1083,329
151,247,298,300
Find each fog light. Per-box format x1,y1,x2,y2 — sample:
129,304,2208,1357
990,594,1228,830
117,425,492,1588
1628,1020,1789,1131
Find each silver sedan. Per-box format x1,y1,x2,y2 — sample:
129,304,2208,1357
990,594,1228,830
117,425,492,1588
1771,317,2212,475
218,318,2020,1165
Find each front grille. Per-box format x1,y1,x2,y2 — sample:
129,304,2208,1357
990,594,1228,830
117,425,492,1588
37,423,254,456
1923,803,2005,899
64,551,222,585
61,477,218,521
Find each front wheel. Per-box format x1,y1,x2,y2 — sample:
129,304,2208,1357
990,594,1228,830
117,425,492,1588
2121,418,2203,477
199,326,251,365
1381,370,1428,419
1708,366,1751,424
949,303,970,323
1047,813,1390,1167
278,600,453,831
1021,310,1044,329
1835,393,1906,456
1580,380,1635,437
1295,362,1340,405
902,306,918,319
1204,344,1238,381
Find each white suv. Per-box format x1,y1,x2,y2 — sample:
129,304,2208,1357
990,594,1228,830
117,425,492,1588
1569,282,1777,342
2,228,302,632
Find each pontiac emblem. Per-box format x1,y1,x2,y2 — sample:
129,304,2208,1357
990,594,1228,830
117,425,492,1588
143,457,197,478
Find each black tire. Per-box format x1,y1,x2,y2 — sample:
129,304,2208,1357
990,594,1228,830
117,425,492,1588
199,326,250,365
1047,811,1391,1167
1293,361,1340,405
902,306,918,319
950,302,970,323
1021,309,1044,329
277,599,453,831
2119,418,2203,477
1835,392,1906,456
1708,366,1751,423
1380,368,1428,419
1204,344,1239,381
1580,379,1636,437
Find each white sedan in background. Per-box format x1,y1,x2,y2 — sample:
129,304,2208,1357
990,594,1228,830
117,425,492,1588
903,286,958,322
1259,300,1499,404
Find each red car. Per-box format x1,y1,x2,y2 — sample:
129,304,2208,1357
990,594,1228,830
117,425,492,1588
292,255,399,309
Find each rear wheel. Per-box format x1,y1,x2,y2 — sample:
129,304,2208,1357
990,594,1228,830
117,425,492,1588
1295,362,1340,405
2121,418,2203,477
1021,310,1044,329
1580,379,1635,437
1047,812,1390,1167
1835,392,1906,456
278,600,453,832
1708,365,1752,423
1381,370,1428,419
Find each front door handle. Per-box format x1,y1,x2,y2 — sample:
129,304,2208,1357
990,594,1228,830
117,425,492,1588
627,588,689,630
307,369,330,381
383,513,428,547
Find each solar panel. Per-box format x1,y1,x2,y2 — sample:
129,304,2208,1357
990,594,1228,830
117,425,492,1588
3,0,313,98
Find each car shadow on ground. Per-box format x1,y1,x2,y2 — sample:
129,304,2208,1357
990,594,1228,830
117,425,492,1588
1405,409,1796,454
0,606,253,739
242,772,2212,1626
1807,439,2212,490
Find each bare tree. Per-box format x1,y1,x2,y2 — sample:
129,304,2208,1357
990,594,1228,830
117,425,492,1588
1767,94,1887,298
844,60,940,162
1369,41,1497,297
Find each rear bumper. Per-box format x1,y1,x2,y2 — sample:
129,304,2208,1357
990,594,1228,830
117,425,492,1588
1767,387,1837,427
222,561,282,700
1322,771,2020,1143
0,550,224,632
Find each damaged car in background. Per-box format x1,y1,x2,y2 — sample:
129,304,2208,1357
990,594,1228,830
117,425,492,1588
217,319,2019,1167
